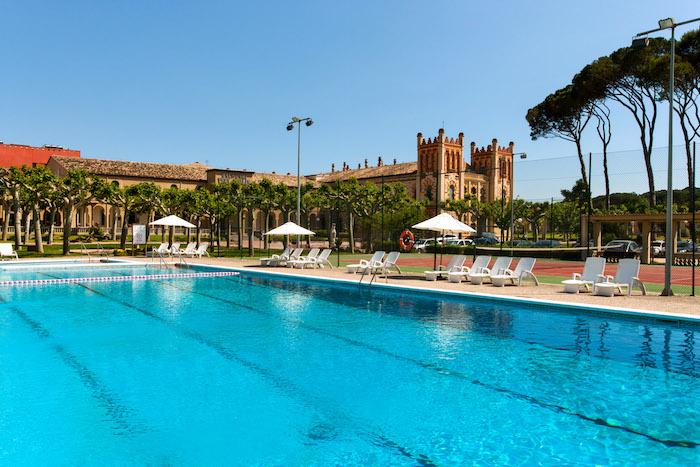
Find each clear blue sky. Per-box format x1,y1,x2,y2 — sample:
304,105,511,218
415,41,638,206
0,1,698,199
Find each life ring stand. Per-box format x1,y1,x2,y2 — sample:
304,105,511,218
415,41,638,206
399,229,415,252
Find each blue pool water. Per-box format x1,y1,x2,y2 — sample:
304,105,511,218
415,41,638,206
0,268,698,464
0,263,180,282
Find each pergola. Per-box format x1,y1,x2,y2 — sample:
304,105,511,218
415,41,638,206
581,212,698,264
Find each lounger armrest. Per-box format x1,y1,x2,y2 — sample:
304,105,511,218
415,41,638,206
605,275,614,282
480,267,491,275
595,274,606,282
502,268,515,276
572,272,581,280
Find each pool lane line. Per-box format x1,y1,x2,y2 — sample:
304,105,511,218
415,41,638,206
60,277,437,466
163,279,700,450
3,303,148,437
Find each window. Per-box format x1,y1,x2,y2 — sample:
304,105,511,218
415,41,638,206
448,185,455,200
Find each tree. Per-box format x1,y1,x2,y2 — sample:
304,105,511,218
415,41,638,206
441,198,470,223
18,167,58,253
591,101,612,210
54,170,95,255
676,30,700,192
0,168,24,249
526,85,593,193
523,201,549,241
241,182,263,256
130,183,162,242
601,40,668,207
464,195,489,235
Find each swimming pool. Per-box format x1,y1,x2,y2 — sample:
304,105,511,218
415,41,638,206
1,266,698,464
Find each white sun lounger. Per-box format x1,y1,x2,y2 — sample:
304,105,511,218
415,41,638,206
169,243,181,256
189,242,210,258
269,248,302,266
347,251,385,274
150,243,170,258
371,251,402,275
287,248,320,268
296,248,334,269
561,257,606,293
424,255,466,281
448,255,491,283
491,257,538,287
260,247,291,266
0,243,18,260
175,242,197,257
593,258,646,296
468,257,512,285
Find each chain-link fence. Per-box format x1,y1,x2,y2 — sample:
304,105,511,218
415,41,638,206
512,144,697,296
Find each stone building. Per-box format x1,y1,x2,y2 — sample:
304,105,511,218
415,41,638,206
1,129,514,240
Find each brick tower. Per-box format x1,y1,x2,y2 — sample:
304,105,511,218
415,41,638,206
415,128,465,213
470,138,514,204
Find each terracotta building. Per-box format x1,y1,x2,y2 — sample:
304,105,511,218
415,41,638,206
0,142,80,168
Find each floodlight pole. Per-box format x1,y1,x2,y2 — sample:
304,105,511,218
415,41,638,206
635,17,700,295
287,116,313,247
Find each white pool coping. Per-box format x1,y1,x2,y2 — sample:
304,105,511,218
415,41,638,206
181,262,700,324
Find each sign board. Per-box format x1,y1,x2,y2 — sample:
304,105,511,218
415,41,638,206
132,224,147,246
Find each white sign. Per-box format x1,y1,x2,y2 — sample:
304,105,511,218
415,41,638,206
132,224,147,245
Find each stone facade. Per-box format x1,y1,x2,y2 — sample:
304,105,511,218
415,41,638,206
1,130,514,238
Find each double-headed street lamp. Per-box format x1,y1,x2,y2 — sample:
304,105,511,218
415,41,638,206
634,16,700,296
286,116,313,245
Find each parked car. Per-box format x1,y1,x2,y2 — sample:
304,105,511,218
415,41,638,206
677,240,695,253
511,239,534,247
651,240,664,257
473,236,499,246
602,240,640,260
534,239,561,248
414,238,438,252
447,238,474,247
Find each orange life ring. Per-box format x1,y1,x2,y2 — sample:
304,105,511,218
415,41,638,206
399,229,415,252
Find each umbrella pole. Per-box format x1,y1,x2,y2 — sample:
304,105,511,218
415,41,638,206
440,229,444,270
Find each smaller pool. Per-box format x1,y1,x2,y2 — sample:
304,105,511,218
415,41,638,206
0,259,120,270
0,263,181,282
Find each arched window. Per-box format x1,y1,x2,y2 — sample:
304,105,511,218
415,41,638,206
448,185,455,200
471,187,477,196
480,188,486,203
111,180,119,187
171,184,178,189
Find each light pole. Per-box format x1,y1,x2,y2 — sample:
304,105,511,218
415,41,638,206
634,16,700,295
286,116,313,246
510,152,527,255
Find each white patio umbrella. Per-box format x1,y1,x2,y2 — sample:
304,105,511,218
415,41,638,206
263,221,315,237
149,214,196,228
263,222,315,256
413,213,476,270
149,215,196,248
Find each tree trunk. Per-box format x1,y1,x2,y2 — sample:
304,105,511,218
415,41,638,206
603,149,611,211
237,211,243,251
111,207,118,241
196,218,201,246
48,209,56,245
23,211,31,244
641,140,656,207
226,216,231,249
349,212,355,253
2,201,9,241
32,205,43,253
247,211,254,257
62,203,73,255
120,207,129,249
13,188,22,250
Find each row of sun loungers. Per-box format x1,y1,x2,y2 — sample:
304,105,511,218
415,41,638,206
260,248,334,269
0,243,19,260
562,257,646,296
426,255,539,287
151,242,209,258
346,251,402,275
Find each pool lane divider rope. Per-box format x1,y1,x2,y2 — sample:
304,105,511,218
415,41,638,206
0,271,239,287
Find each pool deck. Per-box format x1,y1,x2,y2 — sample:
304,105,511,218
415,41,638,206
168,257,700,321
